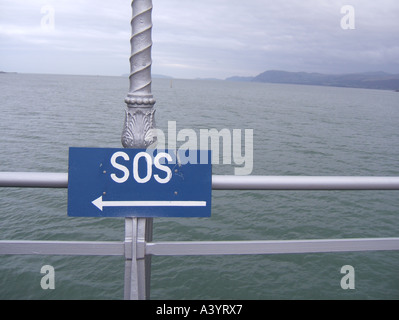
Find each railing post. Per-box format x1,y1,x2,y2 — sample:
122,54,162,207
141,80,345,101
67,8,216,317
124,217,153,300
122,0,155,300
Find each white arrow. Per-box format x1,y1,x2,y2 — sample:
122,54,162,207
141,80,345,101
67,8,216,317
92,196,207,212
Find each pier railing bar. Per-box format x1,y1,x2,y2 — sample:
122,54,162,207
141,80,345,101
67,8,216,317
0,172,68,188
145,238,399,256
1,237,399,257
0,240,124,256
1,171,399,299
1,172,399,190
212,175,399,190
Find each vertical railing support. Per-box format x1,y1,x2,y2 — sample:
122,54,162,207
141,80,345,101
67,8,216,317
124,217,153,300
122,0,156,300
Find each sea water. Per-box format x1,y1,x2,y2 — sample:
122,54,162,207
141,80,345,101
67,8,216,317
0,73,398,299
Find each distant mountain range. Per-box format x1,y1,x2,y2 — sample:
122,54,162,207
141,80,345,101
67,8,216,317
226,70,399,91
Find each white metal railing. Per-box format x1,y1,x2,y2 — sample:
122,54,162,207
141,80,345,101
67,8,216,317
1,171,399,299
2,172,399,190
0,172,67,188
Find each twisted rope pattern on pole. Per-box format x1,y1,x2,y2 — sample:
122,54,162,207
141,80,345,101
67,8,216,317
122,0,156,149
126,0,154,104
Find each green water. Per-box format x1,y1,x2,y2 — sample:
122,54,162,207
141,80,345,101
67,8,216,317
0,73,398,299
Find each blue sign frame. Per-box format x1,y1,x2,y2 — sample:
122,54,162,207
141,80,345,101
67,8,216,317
68,148,212,218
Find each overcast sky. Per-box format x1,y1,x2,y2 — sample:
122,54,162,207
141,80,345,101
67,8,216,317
1,0,398,79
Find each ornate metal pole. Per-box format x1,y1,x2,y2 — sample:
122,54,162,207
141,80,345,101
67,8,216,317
123,0,155,300
122,0,156,148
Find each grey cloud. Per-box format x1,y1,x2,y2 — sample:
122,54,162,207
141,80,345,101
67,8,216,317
1,0,398,78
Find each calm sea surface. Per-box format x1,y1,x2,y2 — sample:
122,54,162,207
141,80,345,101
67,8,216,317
0,73,398,299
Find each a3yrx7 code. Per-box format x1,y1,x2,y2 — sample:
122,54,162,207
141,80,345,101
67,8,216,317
156,304,243,317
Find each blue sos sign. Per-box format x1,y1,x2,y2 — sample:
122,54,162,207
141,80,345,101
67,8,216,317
67,148,212,218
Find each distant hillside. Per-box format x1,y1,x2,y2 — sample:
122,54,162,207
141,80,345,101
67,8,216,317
225,76,254,82
226,70,399,90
